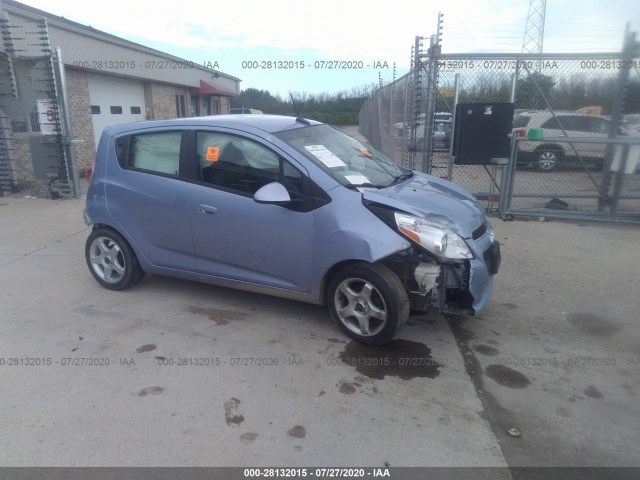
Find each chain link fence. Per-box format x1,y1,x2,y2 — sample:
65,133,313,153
0,10,72,198
360,32,640,223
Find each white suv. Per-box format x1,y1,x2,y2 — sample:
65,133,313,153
513,112,611,172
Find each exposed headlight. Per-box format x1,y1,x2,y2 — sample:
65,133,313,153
394,212,473,260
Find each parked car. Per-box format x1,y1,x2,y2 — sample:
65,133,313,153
433,119,453,150
393,112,453,150
621,114,640,137
229,107,263,114
84,115,499,345
513,111,612,172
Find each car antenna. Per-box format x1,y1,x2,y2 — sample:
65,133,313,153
290,92,310,125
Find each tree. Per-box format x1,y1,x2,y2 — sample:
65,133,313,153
515,72,555,110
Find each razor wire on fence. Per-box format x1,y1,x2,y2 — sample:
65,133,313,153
359,33,640,223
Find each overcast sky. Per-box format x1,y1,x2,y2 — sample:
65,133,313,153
17,0,640,96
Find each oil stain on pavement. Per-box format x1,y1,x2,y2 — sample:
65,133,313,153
287,425,306,438
566,312,622,338
224,398,245,425
339,339,441,380
188,305,248,325
485,364,531,389
138,386,164,397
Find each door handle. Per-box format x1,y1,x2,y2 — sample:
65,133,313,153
199,204,218,215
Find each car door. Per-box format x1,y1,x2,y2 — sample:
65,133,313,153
186,130,316,293
106,130,195,271
587,117,610,158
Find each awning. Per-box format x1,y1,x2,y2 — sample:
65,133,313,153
190,80,236,96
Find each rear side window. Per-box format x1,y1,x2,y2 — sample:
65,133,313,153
540,117,561,129
513,115,530,128
589,117,610,133
129,132,181,176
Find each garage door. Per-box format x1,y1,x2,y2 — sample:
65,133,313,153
88,74,146,148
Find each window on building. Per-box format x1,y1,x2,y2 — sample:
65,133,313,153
91,105,101,114
110,106,123,114
190,96,198,117
129,132,182,176
11,120,28,133
131,106,141,114
202,96,210,116
176,94,187,117
212,96,221,115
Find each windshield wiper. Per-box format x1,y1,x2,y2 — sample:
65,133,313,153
389,170,413,185
343,182,386,190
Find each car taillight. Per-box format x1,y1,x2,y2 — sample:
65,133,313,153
85,166,93,181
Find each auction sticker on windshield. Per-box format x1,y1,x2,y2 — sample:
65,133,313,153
304,145,347,168
345,174,370,185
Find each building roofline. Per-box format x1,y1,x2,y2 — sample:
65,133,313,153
2,0,241,82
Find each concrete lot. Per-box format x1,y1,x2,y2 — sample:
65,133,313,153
0,195,639,473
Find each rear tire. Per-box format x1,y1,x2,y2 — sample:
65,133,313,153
85,227,144,290
327,262,409,345
535,148,562,172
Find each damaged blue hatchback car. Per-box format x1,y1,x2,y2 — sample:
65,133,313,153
84,115,500,345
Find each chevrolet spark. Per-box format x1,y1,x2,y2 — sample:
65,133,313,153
84,115,500,345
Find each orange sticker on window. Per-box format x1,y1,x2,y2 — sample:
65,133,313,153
206,146,220,162
359,148,373,158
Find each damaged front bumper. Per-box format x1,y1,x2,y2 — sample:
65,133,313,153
381,239,500,315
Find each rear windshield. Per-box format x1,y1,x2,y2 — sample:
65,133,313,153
275,124,406,188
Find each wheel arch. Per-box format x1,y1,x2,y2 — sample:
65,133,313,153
319,259,366,306
89,222,148,272
534,143,565,156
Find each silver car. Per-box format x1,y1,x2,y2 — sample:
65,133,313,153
84,115,500,345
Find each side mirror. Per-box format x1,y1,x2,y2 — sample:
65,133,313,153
253,182,292,205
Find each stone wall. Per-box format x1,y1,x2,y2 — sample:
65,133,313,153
65,68,95,171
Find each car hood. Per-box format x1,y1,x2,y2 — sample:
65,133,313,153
362,172,486,238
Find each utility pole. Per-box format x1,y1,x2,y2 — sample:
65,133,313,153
521,0,547,108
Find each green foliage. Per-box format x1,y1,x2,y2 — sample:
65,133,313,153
230,85,377,125
515,73,556,110
455,72,638,115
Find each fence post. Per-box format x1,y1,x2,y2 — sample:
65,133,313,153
55,47,80,199
598,29,638,212
421,36,439,173
447,73,460,181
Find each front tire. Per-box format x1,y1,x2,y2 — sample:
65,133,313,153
85,227,144,290
327,262,409,345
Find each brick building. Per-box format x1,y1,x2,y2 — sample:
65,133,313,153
0,0,240,195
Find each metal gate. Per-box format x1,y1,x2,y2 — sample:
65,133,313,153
360,29,640,223
0,9,75,198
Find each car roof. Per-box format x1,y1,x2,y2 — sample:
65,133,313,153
104,114,322,135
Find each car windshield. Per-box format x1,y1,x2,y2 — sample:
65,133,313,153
275,124,408,188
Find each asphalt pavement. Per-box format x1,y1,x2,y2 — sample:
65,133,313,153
0,193,638,478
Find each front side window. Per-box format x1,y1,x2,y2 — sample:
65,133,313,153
589,117,610,134
275,124,406,188
130,132,181,176
564,116,590,132
196,132,303,196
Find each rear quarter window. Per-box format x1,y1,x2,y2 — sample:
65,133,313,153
129,132,182,176
513,115,531,128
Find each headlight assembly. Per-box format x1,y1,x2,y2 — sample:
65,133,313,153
394,212,472,260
